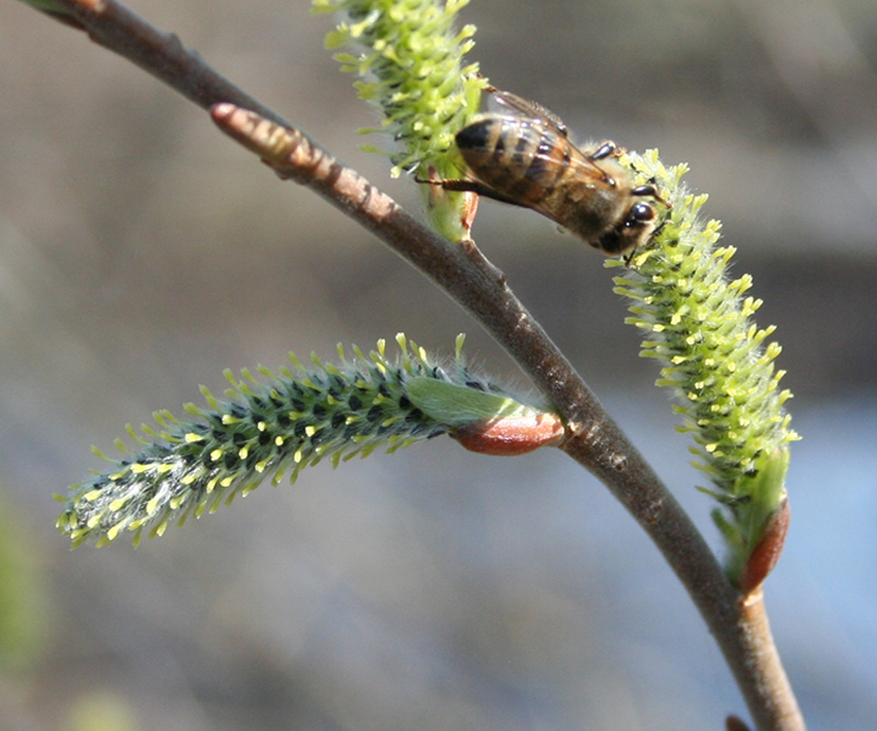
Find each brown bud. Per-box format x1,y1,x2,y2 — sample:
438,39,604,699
739,495,791,596
452,412,564,456
725,714,752,731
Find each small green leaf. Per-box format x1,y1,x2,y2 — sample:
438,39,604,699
406,378,538,427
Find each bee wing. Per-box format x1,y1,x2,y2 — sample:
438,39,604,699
488,88,569,138
516,141,621,230
522,134,617,192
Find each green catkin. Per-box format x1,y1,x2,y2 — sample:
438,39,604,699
611,150,799,582
312,0,485,240
56,335,543,548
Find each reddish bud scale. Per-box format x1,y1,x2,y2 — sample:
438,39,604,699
725,715,752,731
452,413,564,456
459,190,480,236
739,496,791,596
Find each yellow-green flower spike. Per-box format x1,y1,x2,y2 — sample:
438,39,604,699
609,150,800,587
57,336,548,547
312,0,485,240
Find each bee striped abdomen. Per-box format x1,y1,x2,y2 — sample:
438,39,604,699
456,118,564,205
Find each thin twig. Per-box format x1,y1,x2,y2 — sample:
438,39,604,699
28,1,804,729
210,105,804,731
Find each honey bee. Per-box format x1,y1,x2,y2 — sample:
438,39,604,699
423,87,667,255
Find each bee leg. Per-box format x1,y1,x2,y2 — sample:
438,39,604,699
415,176,524,206
583,142,624,186
589,142,620,161
415,176,487,194
413,172,482,234
632,182,671,209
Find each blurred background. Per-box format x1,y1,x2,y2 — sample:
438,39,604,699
1,0,875,729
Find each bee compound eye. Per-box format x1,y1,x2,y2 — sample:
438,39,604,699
628,202,656,225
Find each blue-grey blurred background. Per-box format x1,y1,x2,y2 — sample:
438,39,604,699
1,0,875,729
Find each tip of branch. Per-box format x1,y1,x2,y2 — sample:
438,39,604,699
210,102,238,124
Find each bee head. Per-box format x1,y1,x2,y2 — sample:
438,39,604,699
594,200,659,256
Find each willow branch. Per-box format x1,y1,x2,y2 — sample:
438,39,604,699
209,106,804,731
26,1,803,728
